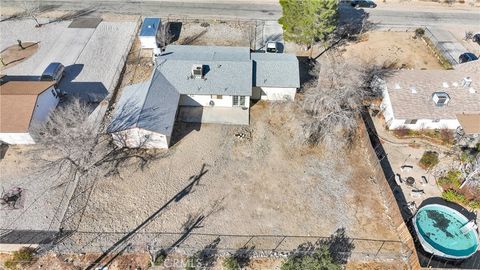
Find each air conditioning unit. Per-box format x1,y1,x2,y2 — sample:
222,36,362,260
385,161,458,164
209,100,215,106
192,64,203,79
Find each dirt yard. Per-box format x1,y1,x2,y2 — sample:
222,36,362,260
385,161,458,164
342,31,445,70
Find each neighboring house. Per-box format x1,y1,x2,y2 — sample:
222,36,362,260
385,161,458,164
109,45,300,148
0,81,59,144
139,17,161,49
380,61,480,132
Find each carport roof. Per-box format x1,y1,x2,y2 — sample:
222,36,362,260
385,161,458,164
251,53,300,88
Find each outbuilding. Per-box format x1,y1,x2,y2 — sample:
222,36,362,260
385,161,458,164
0,81,59,144
139,17,161,49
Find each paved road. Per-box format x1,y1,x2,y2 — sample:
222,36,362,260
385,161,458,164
2,1,480,26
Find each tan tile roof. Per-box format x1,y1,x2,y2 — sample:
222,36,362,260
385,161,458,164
0,81,55,133
456,113,480,134
385,62,480,120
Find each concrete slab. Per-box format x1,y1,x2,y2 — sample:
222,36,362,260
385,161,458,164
426,27,468,65
255,20,283,52
177,106,249,125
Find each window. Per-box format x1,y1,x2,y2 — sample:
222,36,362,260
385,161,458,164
211,95,223,99
233,96,246,106
405,119,418,125
432,119,440,123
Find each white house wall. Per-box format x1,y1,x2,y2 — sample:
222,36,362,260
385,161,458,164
252,87,296,101
139,36,157,49
112,128,169,149
179,94,250,108
0,133,35,144
31,86,60,125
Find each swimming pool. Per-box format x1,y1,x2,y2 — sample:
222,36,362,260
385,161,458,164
413,204,479,259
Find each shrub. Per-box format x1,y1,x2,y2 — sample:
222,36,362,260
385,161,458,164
222,256,240,270
185,255,198,270
415,28,425,37
440,128,454,145
419,151,439,169
438,170,463,189
393,126,411,137
4,247,36,269
281,246,341,270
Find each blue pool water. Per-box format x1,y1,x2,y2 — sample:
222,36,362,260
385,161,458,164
415,204,479,258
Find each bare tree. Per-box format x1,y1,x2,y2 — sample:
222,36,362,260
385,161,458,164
460,154,480,189
30,98,164,181
157,23,173,49
22,1,41,27
299,52,386,147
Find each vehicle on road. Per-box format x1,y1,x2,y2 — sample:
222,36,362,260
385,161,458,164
473,33,480,44
459,52,478,63
40,62,65,84
351,0,377,8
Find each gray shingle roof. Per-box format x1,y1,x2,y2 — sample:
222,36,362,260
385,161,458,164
251,53,300,88
107,71,180,136
385,62,480,120
157,45,253,96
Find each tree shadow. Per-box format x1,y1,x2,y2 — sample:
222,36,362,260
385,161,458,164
181,29,208,45
289,228,355,265
46,7,97,25
166,22,182,43
195,237,221,268
232,246,256,268
84,163,210,269
0,4,59,22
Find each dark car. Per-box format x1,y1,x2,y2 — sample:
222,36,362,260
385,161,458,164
473,33,480,44
351,0,377,8
459,52,478,64
41,62,65,84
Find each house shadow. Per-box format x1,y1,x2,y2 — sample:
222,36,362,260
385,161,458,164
58,64,108,103
170,120,202,147
298,56,317,90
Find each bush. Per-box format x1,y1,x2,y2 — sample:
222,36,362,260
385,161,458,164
393,126,412,137
419,151,439,169
185,255,198,270
4,247,36,269
438,170,463,189
415,28,425,37
440,128,454,145
281,246,341,270
222,256,240,270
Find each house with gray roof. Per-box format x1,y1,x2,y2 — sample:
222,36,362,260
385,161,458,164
380,61,480,133
108,45,300,148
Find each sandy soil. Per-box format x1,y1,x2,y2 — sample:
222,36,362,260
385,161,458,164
177,21,254,47
342,31,445,70
61,100,401,259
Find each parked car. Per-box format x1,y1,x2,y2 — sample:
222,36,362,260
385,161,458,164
459,52,478,63
265,41,280,53
41,62,65,84
351,0,377,8
473,33,480,44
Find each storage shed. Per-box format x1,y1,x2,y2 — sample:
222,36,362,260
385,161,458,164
139,18,161,49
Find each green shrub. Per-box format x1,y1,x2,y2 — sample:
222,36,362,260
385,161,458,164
438,170,463,189
222,256,240,270
442,189,480,209
281,246,341,270
419,151,439,169
4,247,36,270
415,28,425,37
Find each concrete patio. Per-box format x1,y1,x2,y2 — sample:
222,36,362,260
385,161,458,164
177,106,249,125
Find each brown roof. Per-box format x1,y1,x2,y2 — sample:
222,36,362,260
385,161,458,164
385,62,480,120
0,81,55,133
456,113,480,134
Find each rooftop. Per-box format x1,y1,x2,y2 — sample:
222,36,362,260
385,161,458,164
139,18,161,37
385,62,480,120
251,53,300,88
107,72,180,136
0,81,55,133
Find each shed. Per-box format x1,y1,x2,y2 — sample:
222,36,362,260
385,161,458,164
139,18,161,49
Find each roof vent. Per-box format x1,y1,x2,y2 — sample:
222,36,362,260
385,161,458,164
469,88,476,94
432,92,450,106
394,83,401,89
452,82,459,87
463,77,472,88
442,82,449,88
410,86,417,94
192,64,203,79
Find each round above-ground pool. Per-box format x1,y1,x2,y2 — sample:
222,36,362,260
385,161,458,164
413,204,479,259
